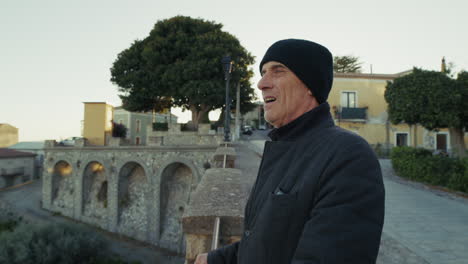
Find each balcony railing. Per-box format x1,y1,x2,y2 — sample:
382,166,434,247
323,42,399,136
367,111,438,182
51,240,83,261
336,107,367,121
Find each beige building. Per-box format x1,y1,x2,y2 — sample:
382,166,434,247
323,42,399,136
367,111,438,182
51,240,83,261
82,102,114,146
330,71,468,153
0,124,19,148
0,148,36,189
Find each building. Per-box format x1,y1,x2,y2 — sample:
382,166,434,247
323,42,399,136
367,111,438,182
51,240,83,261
114,107,178,146
241,102,268,129
82,102,114,146
329,71,468,153
0,123,19,148
8,141,45,179
0,148,36,189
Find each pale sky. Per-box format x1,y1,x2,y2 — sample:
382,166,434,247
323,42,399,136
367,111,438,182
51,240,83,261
1,0,467,141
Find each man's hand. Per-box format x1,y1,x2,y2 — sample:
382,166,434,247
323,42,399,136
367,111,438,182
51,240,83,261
195,253,208,264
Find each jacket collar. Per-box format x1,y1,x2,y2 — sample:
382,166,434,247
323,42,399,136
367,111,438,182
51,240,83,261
268,102,335,141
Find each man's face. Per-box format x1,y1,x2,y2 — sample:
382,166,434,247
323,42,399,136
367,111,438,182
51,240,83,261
258,61,318,128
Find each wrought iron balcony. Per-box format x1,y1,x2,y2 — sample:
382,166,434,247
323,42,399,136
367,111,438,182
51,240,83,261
336,107,367,121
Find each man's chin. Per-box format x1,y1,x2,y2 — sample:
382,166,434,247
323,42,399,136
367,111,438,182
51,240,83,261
264,115,278,128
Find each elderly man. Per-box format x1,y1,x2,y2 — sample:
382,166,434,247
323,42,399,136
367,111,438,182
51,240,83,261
196,39,385,264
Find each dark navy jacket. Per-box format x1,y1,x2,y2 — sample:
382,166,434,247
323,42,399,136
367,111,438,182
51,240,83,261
208,103,385,264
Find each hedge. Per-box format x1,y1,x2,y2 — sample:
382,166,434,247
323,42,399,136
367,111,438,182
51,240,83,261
0,221,141,264
391,146,468,193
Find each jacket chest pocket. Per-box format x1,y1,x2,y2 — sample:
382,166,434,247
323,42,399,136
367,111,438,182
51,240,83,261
254,192,298,263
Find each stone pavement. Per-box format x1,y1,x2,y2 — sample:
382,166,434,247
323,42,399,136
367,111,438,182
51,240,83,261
246,139,468,264
380,159,468,264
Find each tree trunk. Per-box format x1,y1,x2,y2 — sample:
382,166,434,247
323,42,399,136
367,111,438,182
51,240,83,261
190,104,210,129
449,127,466,157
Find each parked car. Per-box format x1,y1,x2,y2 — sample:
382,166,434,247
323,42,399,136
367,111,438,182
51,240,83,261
59,137,83,146
242,125,253,135
258,124,266,130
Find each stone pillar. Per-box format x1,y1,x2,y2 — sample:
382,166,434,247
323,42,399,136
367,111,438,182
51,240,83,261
42,162,54,211
74,164,83,219
212,147,236,168
182,168,245,264
169,123,181,133
184,233,212,264
107,165,119,233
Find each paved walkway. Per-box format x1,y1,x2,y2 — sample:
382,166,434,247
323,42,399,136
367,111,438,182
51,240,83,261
380,159,468,264
247,139,468,264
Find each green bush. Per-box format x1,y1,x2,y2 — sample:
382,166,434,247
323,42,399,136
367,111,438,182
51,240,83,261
391,146,468,193
0,220,19,234
112,122,128,138
0,222,105,264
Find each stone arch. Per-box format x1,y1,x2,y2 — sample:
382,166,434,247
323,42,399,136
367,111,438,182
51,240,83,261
158,160,195,253
82,161,108,219
117,161,149,241
51,160,74,209
157,157,200,188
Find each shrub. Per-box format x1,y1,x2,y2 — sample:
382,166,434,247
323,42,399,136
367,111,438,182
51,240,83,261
0,219,19,234
0,222,105,264
391,146,468,193
112,122,128,138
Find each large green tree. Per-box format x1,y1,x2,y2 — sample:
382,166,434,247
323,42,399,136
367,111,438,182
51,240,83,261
333,55,362,73
385,68,467,157
110,16,256,127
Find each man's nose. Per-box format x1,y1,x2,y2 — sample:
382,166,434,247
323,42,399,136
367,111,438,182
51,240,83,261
257,75,271,91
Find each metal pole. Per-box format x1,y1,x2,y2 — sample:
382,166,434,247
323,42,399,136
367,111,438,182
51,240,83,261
224,72,231,142
235,83,240,141
211,217,221,250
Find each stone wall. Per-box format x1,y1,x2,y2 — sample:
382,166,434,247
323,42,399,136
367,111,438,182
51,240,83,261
147,124,224,146
42,143,216,252
0,156,35,189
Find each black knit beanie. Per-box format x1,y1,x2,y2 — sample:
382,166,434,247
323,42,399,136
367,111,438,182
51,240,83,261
259,39,333,104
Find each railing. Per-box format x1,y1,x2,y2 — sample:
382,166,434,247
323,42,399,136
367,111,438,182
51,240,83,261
338,107,367,120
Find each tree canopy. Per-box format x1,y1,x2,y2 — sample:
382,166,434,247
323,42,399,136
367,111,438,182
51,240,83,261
333,55,362,73
110,16,256,126
385,68,467,157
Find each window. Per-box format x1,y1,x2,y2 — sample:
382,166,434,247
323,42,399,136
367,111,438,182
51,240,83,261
136,137,140,145
341,91,357,108
396,133,409,147
136,120,141,133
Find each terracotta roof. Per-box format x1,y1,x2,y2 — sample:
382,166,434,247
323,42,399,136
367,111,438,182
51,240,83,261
0,148,36,159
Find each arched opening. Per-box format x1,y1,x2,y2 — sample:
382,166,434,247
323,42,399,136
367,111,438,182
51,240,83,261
117,162,148,241
51,161,73,209
159,162,193,253
82,161,107,219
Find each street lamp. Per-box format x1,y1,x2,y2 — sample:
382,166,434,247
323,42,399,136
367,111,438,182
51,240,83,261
222,55,233,142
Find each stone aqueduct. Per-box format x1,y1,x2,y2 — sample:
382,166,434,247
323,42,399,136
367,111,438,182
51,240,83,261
42,143,217,253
